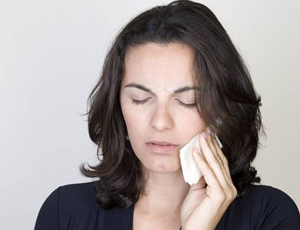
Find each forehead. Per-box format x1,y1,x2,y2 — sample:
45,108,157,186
123,42,195,90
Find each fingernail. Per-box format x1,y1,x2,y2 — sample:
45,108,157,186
202,132,207,139
206,127,211,136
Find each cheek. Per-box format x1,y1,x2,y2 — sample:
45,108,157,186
121,102,145,134
121,105,146,160
177,111,206,137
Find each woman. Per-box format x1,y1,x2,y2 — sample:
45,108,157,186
34,0,300,229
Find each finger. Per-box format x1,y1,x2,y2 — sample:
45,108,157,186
206,130,231,184
210,135,235,194
197,144,237,201
205,128,222,165
192,146,223,194
199,132,226,183
204,129,232,191
211,134,237,199
199,132,233,197
211,134,231,178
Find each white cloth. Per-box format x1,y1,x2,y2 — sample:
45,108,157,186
179,133,223,185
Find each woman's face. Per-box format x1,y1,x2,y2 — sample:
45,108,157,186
120,42,207,174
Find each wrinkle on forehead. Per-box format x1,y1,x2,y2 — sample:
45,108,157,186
123,42,196,94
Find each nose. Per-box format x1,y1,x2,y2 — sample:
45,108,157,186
150,102,175,132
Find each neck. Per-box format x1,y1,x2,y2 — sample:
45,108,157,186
134,166,190,218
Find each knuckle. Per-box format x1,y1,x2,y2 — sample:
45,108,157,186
213,160,221,168
223,157,229,165
234,188,238,197
231,187,238,199
225,189,234,200
216,193,226,202
220,155,228,165
228,193,235,201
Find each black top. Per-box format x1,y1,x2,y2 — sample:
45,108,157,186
34,181,300,230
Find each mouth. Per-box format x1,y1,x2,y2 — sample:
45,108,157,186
147,140,179,146
146,141,179,154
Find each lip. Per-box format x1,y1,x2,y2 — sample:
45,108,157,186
146,141,179,154
147,140,178,146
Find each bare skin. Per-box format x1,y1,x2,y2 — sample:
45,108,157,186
120,42,204,230
120,42,237,230
132,166,189,230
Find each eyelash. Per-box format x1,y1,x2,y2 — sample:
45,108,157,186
131,98,196,109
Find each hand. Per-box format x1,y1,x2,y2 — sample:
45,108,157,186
180,127,237,230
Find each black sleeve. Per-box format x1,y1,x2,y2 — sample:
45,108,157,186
34,187,61,230
258,186,300,230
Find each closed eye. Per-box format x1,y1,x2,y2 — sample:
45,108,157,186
176,100,196,108
131,98,196,109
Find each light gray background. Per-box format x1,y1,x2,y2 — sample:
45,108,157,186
1,0,299,229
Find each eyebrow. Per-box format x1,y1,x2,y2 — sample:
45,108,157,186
124,83,200,94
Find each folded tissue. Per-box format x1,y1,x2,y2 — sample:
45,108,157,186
179,132,223,185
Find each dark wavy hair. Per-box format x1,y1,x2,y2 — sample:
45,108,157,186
80,0,265,210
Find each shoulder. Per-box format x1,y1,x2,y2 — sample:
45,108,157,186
53,181,99,214
34,181,99,230
254,185,300,229
236,184,300,229
58,181,97,205
236,184,298,204
249,184,299,210
43,181,97,209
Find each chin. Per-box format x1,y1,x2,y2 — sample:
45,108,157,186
146,160,182,173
